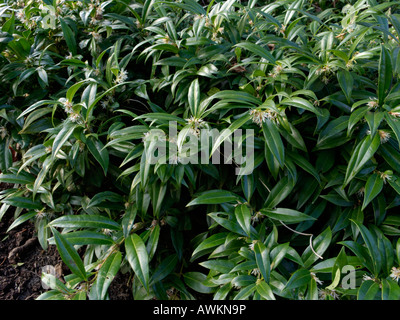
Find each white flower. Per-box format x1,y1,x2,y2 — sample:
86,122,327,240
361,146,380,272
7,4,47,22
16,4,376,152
61,99,73,113
356,187,365,198
367,97,379,109
318,288,339,300
90,31,102,41
102,228,112,236
251,211,263,225
69,112,81,122
114,69,128,84
378,130,391,144
0,127,7,140
268,65,283,78
363,274,374,282
249,109,277,127
311,272,323,285
186,116,207,136
379,170,393,184
251,268,261,276
389,111,400,118
96,6,104,16
390,266,400,282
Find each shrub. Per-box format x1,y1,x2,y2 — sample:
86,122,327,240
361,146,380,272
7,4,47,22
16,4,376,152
1,0,400,300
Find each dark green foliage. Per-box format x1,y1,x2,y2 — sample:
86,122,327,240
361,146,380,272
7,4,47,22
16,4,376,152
1,0,400,300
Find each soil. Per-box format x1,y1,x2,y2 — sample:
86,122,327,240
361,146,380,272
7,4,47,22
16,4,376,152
0,186,133,300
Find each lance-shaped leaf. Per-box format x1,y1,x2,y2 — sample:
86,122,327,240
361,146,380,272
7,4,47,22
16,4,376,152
362,173,384,210
89,251,122,300
52,120,77,159
86,136,109,175
234,42,276,64
125,234,149,291
260,208,316,224
49,214,121,231
51,227,87,281
235,204,252,237
254,241,271,283
256,281,276,300
285,268,311,290
337,69,353,103
357,280,380,300
280,97,321,115
262,119,285,167
191,232,229,259
378,45,392,105
60,18,77,55
188,78,201,117
385,112,400,149
263,175,295,208
187,190,242,206
350,220,382,276
344,133,380,187
151,254,178,285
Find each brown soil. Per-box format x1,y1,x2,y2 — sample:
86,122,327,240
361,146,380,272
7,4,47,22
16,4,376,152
0,194,132,300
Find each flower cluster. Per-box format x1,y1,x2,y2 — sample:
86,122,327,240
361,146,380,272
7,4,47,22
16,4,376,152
249,109,278,127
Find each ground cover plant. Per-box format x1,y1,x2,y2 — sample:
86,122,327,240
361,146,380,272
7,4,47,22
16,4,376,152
1,0,400,300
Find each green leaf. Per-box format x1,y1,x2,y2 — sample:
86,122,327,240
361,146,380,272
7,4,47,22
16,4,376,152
52,120,77,159
183,272,215,294
302,227,332,268
50,214,120,231
262,119,285,167
285,269,311,290
0,139,12,172
378,45,392,105
350,220,381,276
0,172,35,185
385,112,400,149
337,69,353,103
192,232,229,259
344,133,380,187
188,78,201,117
256,281,276,300
280,97,321,115
125,234,149,291
86,136,109,175
52,231,114,246
3,197,42,210
90,251,122,300
187,190,241,206
348,107,368,136
362,173,384,210
365,112,384,138
209,113,252,157
235,204,251,237
6,211,36,233
87,191,124,209
260,208,316,224
60,18,77,55
51,227,87,281
234,42,276,64
286,150,320,184
151,254,178,284
263,175,295,208
233,283,256,300
254,241,271,283
358,280,380,300
199,259,235,273
381,279,400,300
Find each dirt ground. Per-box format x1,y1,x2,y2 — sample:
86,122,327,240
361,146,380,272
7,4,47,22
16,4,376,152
0,194,133,300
